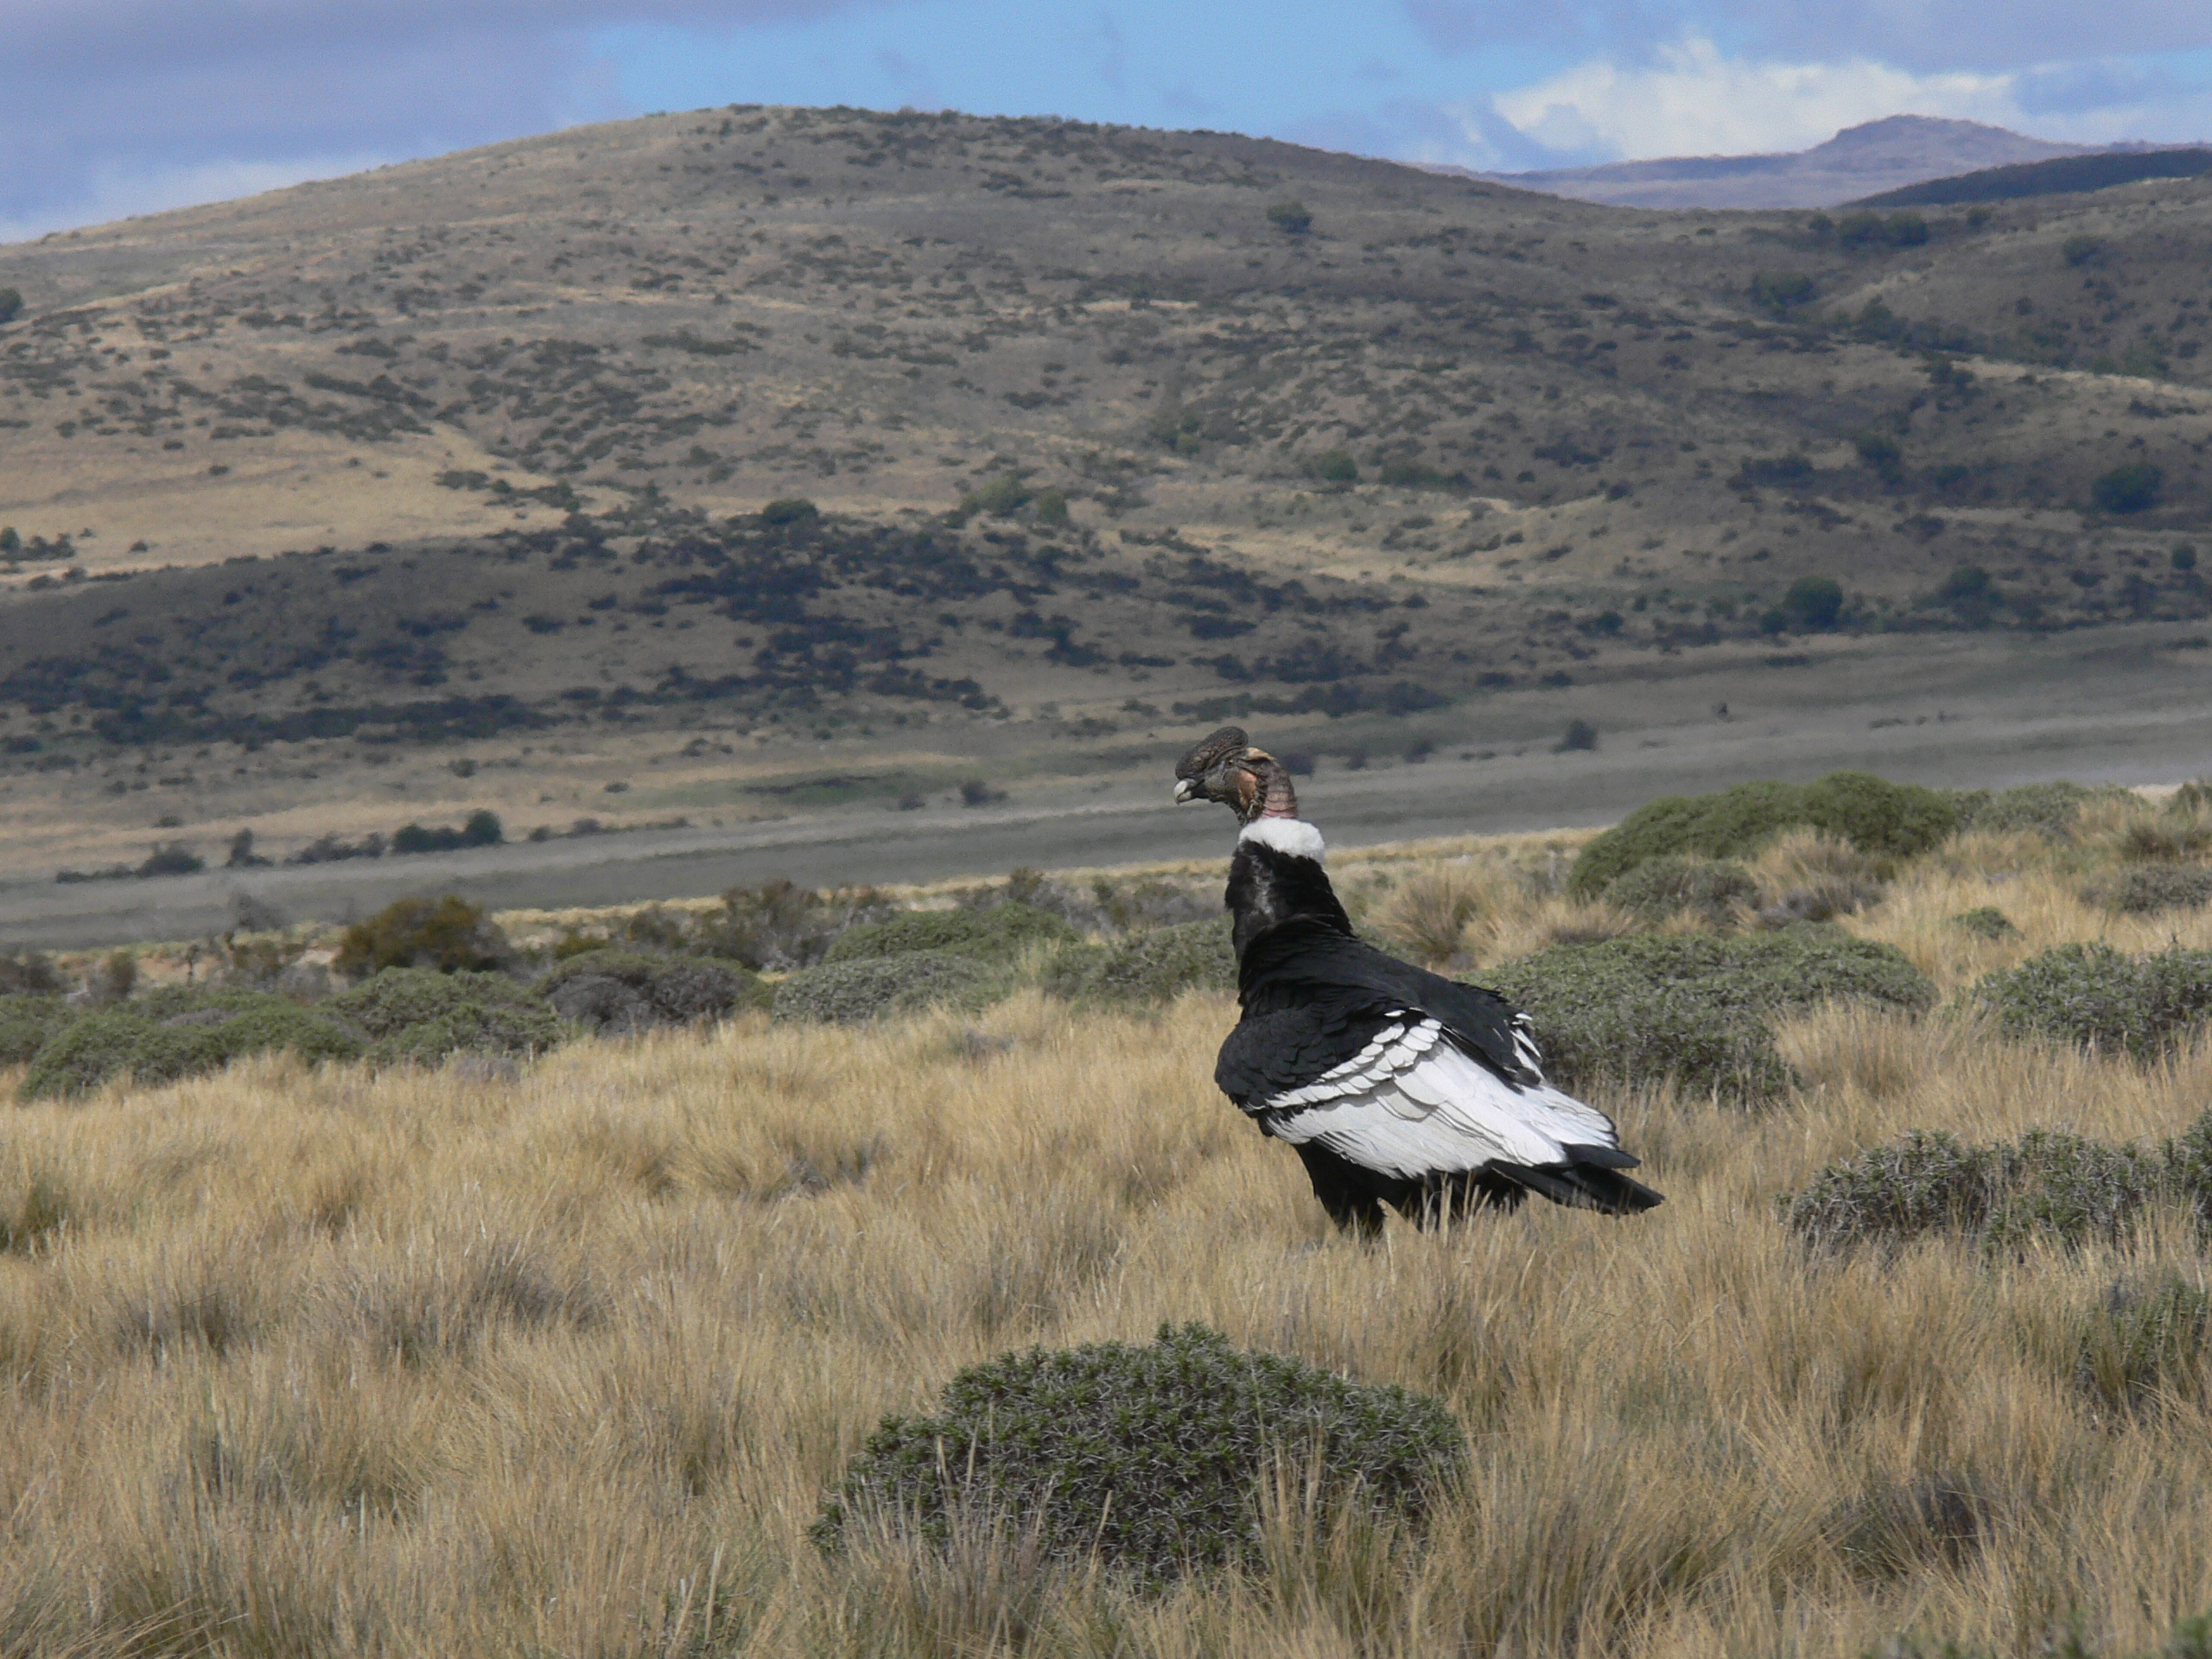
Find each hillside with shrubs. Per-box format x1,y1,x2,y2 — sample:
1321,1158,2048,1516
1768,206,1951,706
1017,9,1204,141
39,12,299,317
10,773,2212,1651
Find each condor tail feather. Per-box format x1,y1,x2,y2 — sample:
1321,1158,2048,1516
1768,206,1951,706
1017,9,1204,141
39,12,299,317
1490,1154,1665,1216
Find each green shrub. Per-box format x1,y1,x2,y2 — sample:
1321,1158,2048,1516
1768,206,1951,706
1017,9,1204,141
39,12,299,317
1042,918,1236,1005
2100,864,2212,915
1784,1127,2164,1253
1603,857,1758,925
1569,772,1956,895
334,895,508,980
2075,1276,2212,1415
365,1002,564,1067
537,949,769,1033
1972,944,2212,1059
1781,575,1844,630
1307,448,1357,484
694,879,888,971
0,995,76,1065
822,901,1075,965
2093,461,2163,514
760,498,818,525
1485,929,1934,1102
19,995,365,1101
811,1323,1463,1585
1948,779,2104,839
0,288,21,326
1265,199,1312,234
1748,270,1815,312
772,949,1011,1025
1798,771,1958,859
1948,906,2016,940
324,968,538,1038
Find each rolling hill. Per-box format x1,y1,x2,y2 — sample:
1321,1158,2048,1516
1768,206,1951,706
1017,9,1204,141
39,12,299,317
1,104,2211,899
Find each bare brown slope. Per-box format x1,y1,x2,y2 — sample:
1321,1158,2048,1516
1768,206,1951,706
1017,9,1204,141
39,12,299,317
0,106,2209,883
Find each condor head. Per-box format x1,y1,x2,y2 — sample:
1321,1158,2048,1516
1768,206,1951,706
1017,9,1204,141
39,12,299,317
1173,725,1300,823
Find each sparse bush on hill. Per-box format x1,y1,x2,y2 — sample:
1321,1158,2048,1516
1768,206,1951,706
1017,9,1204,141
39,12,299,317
2093,461,2163,514
1486,928,1934,1102
537,949,768,1033
1265,199,1312,234
759,498,817,524
334,895,509,981
1748,270,1815,313
772,948,1010,1025
812,1322,1464,1585
1043,918,1237,1005
1973,944,2212,1059
1307,448,1357,485
0,289,21,326
1567,772,1956,896
0,949,60,996
390,810,503,855
1782,575,1844,631
1604,857,1758,926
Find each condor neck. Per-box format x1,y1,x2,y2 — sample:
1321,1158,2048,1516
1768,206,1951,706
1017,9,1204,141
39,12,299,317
1225,819,1351,958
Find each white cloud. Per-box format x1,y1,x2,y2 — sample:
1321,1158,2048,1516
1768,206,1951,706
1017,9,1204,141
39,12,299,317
1491,35,2022,160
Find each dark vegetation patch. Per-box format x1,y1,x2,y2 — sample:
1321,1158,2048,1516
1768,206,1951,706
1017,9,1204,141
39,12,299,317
1784,1120,2212,1255
771,949,1014,1025
821,901,1077,964
1487,929,1936,1101
1567,772,1957,896
1972,944,2212,1058
1041,918,1237,1005
1602,856,1758,925
538,949,768,1033
811,1322,1464,1586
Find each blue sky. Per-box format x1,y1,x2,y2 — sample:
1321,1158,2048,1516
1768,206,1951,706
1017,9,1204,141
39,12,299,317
3,0,2208,243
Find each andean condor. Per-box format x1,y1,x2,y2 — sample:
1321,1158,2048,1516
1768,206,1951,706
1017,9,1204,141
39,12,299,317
1173,726,1663,1236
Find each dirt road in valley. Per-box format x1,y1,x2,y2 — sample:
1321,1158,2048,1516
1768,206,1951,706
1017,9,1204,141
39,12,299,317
6,625,2210,948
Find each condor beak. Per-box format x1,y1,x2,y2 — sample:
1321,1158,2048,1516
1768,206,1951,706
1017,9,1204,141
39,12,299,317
1173,778,1201,804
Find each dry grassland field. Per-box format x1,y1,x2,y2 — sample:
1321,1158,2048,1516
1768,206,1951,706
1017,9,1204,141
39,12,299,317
8,781,2212,1656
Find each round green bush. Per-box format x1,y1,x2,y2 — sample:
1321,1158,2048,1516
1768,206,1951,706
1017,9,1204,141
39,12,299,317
18,995,365,1101
772,949,1009,1025
0,995,77,1066
1972,944,2212,1059
1486,928,1934,1102
537,949,769,1033
1602,857,1758,925
1948,906,2017,940
2099,864,2212,916
1785,1127,2165,1254
1799,771,1958,861
1041,918,1236,1005
823,901,1077,966
811,1323,1464,1585
365,1001,564,1066
324,968,537,1038
1568,772,1957,896
1947,779,2105,840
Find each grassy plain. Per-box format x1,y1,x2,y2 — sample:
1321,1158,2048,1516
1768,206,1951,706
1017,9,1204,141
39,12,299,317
5,815,2212,1655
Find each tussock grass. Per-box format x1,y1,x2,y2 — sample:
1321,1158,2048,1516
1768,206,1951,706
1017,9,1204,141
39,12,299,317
9,823,2212,1653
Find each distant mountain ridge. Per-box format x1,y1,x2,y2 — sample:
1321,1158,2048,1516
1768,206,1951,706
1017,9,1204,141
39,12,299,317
1464,115,2101,210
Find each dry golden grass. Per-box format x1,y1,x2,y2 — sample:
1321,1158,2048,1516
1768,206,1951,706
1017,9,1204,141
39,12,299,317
9,828,2212,1655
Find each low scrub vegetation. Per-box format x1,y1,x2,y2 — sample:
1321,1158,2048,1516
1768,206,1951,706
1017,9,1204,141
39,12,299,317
813,1322,1463,1585
8,775,2212,1652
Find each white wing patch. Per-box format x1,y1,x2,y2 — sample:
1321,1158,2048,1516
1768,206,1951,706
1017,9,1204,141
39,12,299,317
1259,1014,1618,1181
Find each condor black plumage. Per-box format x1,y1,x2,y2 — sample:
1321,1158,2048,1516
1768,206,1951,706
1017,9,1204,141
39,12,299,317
1175,726,1663,1236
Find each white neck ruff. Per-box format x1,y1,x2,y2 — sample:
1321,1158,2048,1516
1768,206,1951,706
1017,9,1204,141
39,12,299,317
1239,817,1325,862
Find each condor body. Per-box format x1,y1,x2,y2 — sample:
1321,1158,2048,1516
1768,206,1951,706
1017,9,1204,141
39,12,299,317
1175,727,1662,1236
